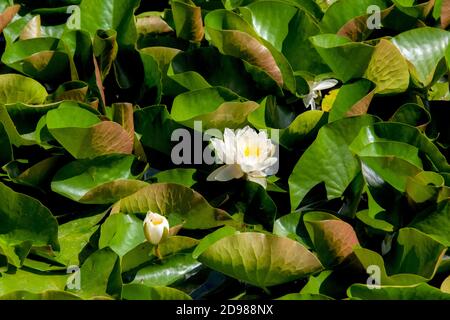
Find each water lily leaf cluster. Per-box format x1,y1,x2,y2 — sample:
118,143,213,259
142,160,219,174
0,0,449,301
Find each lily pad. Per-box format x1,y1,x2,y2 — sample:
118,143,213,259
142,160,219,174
198,232,323,287
0,74,47,105
51,154,147,204
122,284,192,300
111,183,232,229
46,103,134,159
0,182,58,267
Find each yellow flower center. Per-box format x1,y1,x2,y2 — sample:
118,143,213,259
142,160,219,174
151,217,164,225
244,145,260,157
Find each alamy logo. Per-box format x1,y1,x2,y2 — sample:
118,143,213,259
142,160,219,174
366,265,381,289
367,5,382,30
66,5,81,30
66,265,81,291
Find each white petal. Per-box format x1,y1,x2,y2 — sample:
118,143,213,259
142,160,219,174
312,79,338,91
247,175,267,189
220,129,237,164
207,164,244,182
262,156,278,168
261,139,276,158
262,157,279,176
303,93,315,109
240,160,259,173
258,130,269,141
210,138,226,163
161,218,170,231
143,212,170,245
144,222,162,245
223,128,236,143
243,156,277,174
269,143,277,157
236,126,254,139
149,225,164,245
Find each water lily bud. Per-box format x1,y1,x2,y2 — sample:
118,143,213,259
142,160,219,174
143,212,169,245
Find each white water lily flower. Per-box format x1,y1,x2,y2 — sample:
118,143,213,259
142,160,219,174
143,212,169,245
303,78,338,110
207,126,278,188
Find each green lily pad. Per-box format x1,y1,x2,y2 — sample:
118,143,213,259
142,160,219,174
172,0,204,42
392,27,450,87
111,183,232,229
131,253,201,287
310,34,374,82
365,39,410,95
79,0,140,48
55,211,107,266
0,268,69,297
171,86,259,130
75,248,121,299
0,74,47,105
2,37,70,82
0,290,81,300
303,211,359,267
198,232,323,287
152,168,197,187
410,199,450,246
99,213,146,258
0,182,58,267
122,284,192,300
348,283,450,300
46,103,134,159
205,9,296,92
289,115,377,209
51,154,147,204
